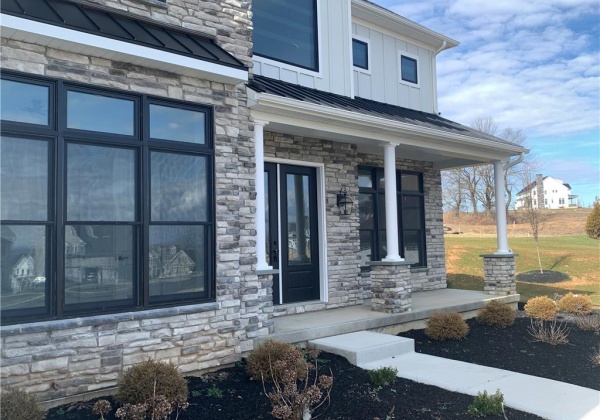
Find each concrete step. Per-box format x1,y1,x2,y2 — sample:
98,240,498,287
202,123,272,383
309,331,414,365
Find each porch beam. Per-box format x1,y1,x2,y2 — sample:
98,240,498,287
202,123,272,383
382,143,403,262
254,119,272,271
493,159,511,254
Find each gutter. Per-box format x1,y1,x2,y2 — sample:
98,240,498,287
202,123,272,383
504,152,526,172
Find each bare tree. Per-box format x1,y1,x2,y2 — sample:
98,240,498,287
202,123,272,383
520,173,549,273
460,167,481,214
442,169,465,215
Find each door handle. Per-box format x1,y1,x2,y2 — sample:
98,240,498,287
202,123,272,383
272,241,278,263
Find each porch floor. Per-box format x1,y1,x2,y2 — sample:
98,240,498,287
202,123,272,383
259,289,519,345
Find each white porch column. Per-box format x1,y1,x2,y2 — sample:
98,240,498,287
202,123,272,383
382,143,402,262
493,159,511,254
254,119,272,271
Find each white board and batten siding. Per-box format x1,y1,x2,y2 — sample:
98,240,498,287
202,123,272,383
252,0,353,98
352,21,436,113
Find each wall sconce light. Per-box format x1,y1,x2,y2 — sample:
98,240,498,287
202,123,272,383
337,187,354,216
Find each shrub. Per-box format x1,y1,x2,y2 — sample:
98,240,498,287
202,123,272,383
0,387,45,420
591,346,600,367
476,301,515,328
467,389,504,417
576,314,600,334
425,312,469,340
246,340,308,383
368,366,398,387
585,198,600,239
557,292,593,315
528,318,570,345
93,400,112,420
524,296,557,320
116,359,188,419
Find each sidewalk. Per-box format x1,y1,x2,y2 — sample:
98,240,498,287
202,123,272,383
310,331,600,420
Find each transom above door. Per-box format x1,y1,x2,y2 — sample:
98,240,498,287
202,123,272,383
264,163,320,304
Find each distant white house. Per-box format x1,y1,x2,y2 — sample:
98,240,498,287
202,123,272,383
515,174,579,210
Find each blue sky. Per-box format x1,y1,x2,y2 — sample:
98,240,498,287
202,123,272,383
374,0,600,207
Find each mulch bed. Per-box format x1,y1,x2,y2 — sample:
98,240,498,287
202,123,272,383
46,315,599,420
516,270,570,283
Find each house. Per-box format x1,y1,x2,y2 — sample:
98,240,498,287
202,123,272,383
515,174,579,210
0,0,527,402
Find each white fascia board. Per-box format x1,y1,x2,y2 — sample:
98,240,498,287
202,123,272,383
350,0,458,51
252,92,528,158
1,14,248,85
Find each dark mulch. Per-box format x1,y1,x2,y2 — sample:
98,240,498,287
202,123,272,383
47,316,599,420
516,270,570,283
400,317,599,390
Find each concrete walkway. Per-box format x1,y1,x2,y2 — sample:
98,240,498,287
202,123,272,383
310,331,600,420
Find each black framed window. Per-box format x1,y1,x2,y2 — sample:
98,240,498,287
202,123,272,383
400,55,418,84
352,39,369,70
253,0,319,71
0,71,215,324
358,167,426,267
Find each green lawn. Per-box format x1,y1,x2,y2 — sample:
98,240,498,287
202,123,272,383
445,235,600,306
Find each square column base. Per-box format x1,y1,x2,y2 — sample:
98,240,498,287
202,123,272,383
368,261,412,313
480,254,518,295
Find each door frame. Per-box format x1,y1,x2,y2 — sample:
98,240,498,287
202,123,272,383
265,158,328,304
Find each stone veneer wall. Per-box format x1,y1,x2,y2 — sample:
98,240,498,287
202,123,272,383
356,153,446,292
0,0,274,403
263,132,363,317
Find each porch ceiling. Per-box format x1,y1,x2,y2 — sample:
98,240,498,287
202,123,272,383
247,76,528,169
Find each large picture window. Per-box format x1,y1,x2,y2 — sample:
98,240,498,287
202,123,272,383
358,167,426,267
253,0,319,71
0,71,214,324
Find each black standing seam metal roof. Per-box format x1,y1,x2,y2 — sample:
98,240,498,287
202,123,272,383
1,0,246,70
248,75,520,146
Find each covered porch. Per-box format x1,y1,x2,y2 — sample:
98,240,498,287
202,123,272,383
257,289,519,345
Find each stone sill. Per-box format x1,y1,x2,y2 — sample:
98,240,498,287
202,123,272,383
133,0,168,9
480,253,519,258
368,261,412,267
1,302,219,336
257,269,279,276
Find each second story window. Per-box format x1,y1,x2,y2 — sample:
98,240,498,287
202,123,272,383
400,55,418,84
253,0,319,71
352,39,369,70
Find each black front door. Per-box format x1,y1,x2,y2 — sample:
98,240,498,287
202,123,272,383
265,163,320,304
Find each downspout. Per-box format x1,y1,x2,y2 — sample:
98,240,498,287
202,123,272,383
503,152,525,172
432,40,447,115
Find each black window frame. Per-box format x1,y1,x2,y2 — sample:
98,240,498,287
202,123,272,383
252,0,320,72
0,70,215,325
358,166,426,268
400,55,418,84
352,38,369,70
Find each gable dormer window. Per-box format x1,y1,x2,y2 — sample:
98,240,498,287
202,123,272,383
253,0,319,71
352,38,369,70
400,54,418,85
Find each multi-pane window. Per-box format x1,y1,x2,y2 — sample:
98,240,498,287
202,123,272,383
358,168,426,267
352,39,369,70
400,55,418,84
253,0,319,71
0,72,214,324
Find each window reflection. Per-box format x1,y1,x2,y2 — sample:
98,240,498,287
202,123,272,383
67,91,134,135
1,80,49,125
150,104,205,144
0,225,47,310
151,152,208,222
64,225,134,305
67,144,136,222
149,225,206,299
286,174,311,264
1,136,48,221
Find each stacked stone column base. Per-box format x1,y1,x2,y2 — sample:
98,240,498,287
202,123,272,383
369,262,412,313
480,254,518,295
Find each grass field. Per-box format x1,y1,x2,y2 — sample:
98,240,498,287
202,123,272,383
445,235,600,306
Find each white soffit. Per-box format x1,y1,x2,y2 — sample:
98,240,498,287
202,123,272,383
1,14,248,85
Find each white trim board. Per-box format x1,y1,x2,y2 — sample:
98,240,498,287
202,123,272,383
1,14,248,85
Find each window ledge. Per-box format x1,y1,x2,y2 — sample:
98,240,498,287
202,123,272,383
134,0,168,9
409,267,428,273
0,302,219,335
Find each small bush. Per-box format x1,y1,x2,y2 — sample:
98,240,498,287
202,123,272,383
476,301,515,328
585,198,600,239
528,318,570,345
116,359,188,418
93,400,112,420
576,314,600,333
425,312,469,340
524,296,557,320
246,340,307,383
368,366,398,387
467,389,504,417
557,292,593,315
0,387,45,420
